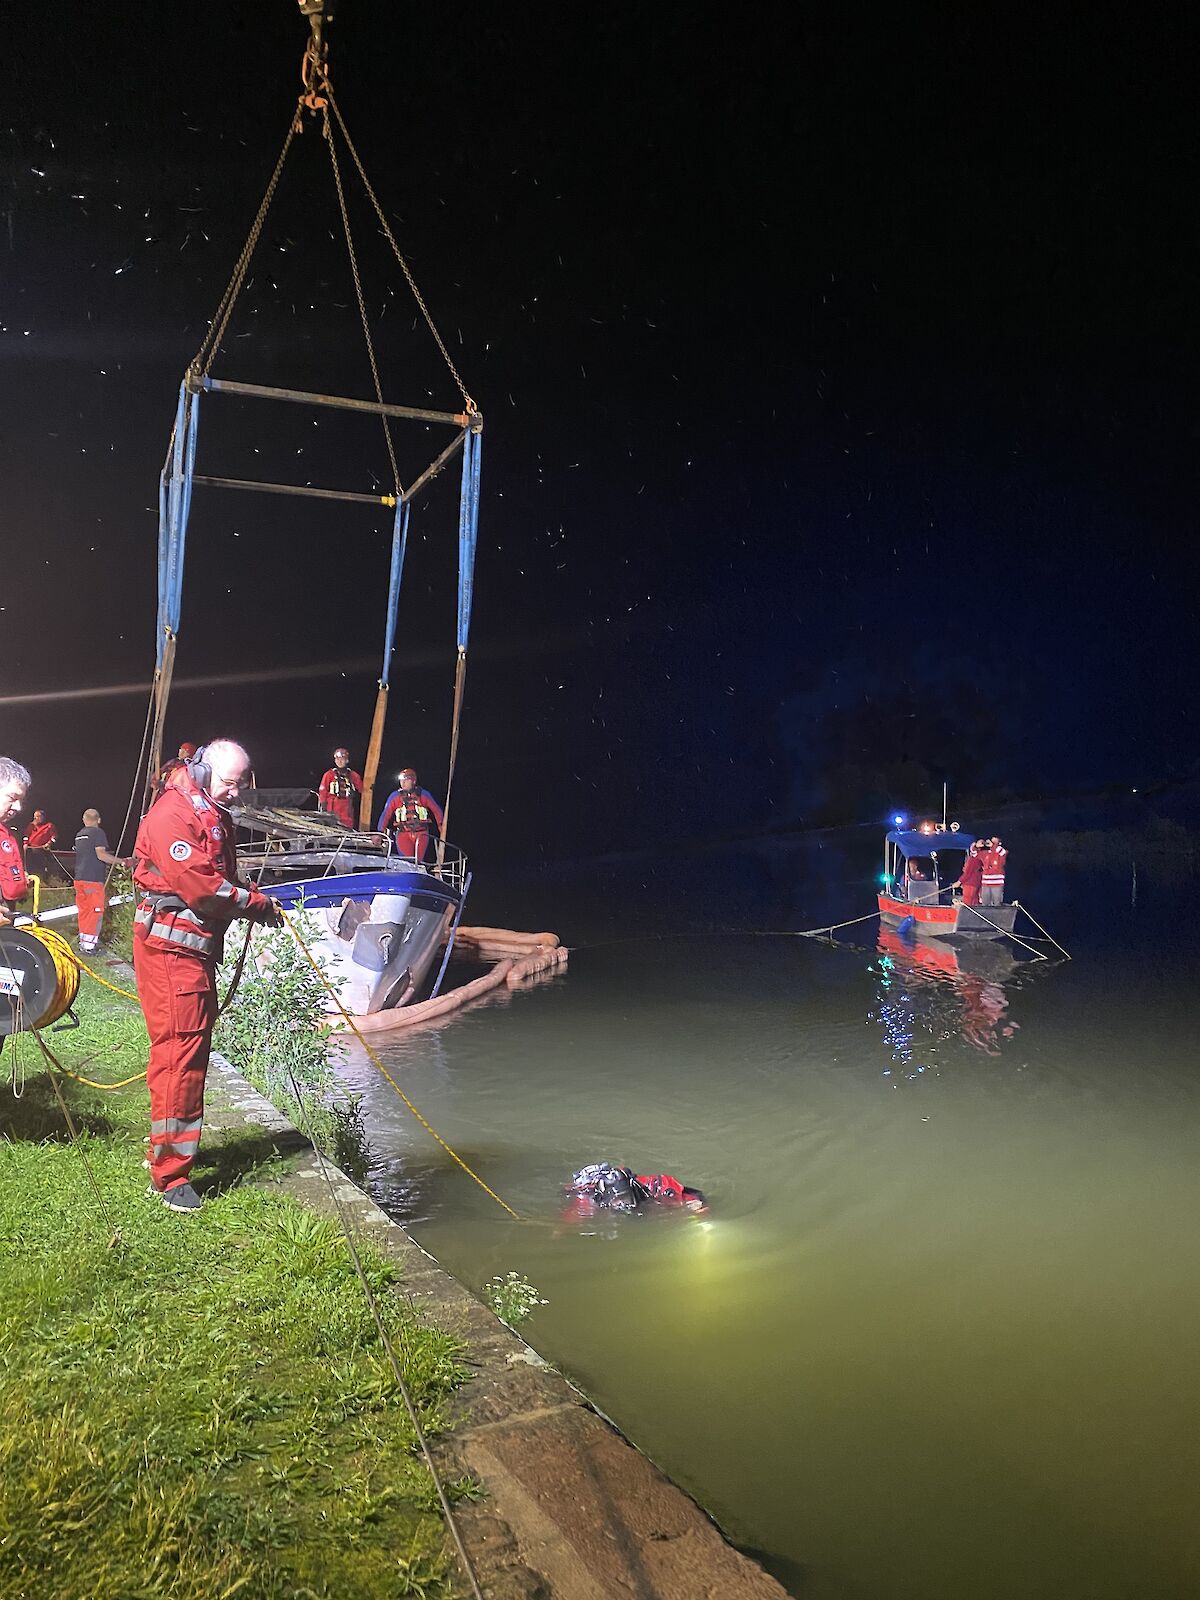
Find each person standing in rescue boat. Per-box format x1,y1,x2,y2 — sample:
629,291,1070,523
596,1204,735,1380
317,746,363,829
132,740,281,1214
376,768,445,862
953,840,986,906
980,837,1008,907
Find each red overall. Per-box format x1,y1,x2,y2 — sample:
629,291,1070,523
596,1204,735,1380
132,772,271,1193
0,822,28,913
960,851,983,906
377,787,445,863
318,766,363,829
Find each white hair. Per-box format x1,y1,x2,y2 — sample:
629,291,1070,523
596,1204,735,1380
202,738,252,774
0,757,31,789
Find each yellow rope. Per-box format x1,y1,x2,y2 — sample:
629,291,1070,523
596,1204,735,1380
71,951,141,1004
25,927,81,1027
279,909,522,1220
53,1062,149,1091
17,928,148,1089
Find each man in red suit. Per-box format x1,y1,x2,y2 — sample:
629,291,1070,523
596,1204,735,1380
0,757,31,923
22,809,57,881
980,837,1008,907
376,769,445,862
955,840,985,906
317,747,363,829
133,739,280,1213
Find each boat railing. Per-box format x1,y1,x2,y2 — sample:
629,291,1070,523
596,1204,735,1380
235,825,468,893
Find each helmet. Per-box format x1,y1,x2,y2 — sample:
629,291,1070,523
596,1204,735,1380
333,747,350,760
398,767,417,781
178,742,198,760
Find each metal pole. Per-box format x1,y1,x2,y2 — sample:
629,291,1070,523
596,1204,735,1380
402,429,467,505
197,375,470,429
192,474,397,507
429,871,472,999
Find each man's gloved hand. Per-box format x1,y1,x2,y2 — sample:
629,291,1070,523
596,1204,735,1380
258,896,285,929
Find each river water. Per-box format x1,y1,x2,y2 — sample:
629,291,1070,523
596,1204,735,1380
336,833,1200,1600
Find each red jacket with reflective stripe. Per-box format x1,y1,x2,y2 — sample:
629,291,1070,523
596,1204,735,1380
23,821,56,849
0,822,28,904
981,847,1007,885
377,787,444,835
318,766,363,825
133,771,270,958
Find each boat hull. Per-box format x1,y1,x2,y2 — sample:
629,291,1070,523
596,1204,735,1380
266,870,460,1013
877,894,1016,940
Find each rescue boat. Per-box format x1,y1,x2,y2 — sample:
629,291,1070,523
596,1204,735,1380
232,795,465,1014
877,822,1017,939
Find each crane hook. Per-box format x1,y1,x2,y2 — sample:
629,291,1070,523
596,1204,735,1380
296,0,335,118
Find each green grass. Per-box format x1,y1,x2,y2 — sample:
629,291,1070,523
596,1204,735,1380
0,987,469,1600
29,865,136,965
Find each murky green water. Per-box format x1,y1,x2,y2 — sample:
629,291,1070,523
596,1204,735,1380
338,842,1200,1599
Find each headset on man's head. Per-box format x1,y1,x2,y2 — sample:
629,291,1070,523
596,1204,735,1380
186,746,212,795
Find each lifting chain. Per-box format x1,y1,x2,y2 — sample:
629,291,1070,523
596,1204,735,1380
296,0,334,118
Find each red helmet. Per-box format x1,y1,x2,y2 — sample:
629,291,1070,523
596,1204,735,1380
178,742,198,760
398,767,417,781
334,747,350,759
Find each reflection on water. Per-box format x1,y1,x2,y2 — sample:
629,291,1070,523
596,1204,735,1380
337,840,1200,1600
870,929,1030,1062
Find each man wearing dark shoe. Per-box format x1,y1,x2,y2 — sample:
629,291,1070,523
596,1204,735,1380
133,739,281,1212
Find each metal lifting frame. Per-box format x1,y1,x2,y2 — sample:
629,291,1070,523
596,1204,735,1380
148,3,482,829
153,377,483,821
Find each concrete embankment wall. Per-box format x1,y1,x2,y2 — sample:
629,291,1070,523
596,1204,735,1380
206,1053,789,1600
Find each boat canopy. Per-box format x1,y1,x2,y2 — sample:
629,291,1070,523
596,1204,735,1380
886,828,973,858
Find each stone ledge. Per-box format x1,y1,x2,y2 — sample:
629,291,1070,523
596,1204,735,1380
205,1052,788,1600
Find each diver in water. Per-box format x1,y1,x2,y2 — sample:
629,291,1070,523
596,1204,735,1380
563,1161,707,1218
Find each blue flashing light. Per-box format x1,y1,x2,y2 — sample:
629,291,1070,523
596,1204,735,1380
892,813,906,828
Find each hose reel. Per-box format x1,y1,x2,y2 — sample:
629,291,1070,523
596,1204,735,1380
0,928,81,1034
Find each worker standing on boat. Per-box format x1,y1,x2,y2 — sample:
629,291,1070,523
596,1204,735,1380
376,768,444,862
318,747,363,829
980,837,1008,907
132,740,280,1214
955,840,985,906
0,757,31,924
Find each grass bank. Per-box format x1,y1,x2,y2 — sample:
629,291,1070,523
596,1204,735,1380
0,982,470,1600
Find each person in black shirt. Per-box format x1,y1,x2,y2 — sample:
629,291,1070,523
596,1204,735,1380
73,809,124,953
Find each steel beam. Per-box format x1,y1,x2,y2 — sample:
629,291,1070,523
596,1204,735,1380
196,375,470,428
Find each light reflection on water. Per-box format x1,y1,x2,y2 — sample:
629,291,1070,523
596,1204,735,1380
335,843,1200,1600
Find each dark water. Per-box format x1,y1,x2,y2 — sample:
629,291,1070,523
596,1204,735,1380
335,835,1200,1600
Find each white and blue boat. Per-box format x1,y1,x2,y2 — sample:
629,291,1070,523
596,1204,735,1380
234,798,466,1015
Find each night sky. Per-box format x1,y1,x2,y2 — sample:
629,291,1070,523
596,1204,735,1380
4,3,1198,860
